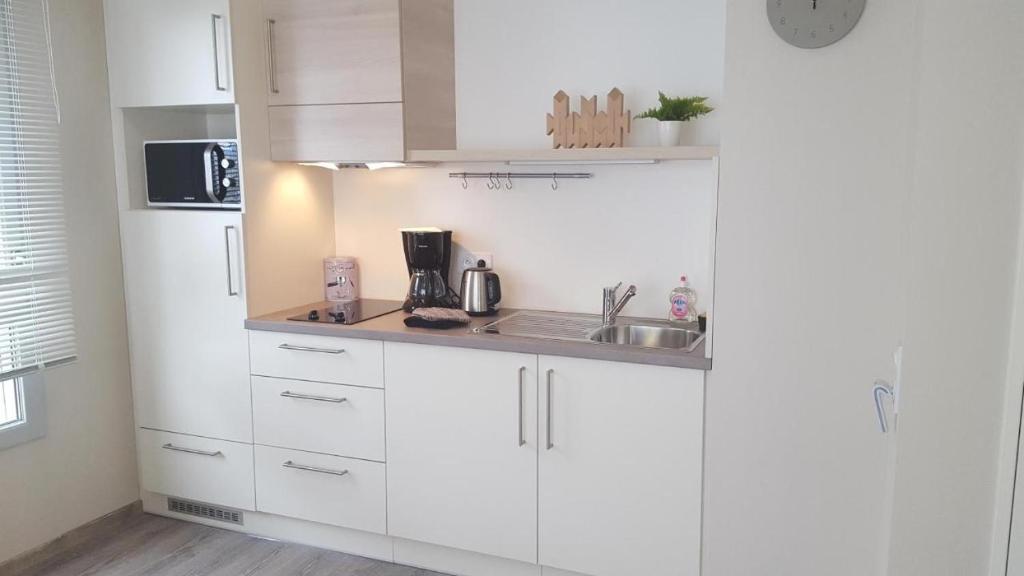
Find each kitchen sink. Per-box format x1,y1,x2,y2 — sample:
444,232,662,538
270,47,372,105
588,324,705,351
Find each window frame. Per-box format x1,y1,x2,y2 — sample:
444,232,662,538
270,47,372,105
0,371,45,450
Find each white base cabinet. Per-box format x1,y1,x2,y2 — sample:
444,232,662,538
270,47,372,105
122,211,251,443
538,356,704,576
138,428,255,511
385,343,540,564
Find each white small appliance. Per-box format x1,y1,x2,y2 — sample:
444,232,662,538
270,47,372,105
324,257,359,301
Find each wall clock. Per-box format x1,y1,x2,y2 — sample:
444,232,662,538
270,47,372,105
767,0,866,49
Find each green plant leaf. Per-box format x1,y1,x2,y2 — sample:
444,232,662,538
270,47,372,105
635,92,714,122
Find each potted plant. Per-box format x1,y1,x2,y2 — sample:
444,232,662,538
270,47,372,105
636,93,714,146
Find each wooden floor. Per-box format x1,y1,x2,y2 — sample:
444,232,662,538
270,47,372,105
2,510,447,576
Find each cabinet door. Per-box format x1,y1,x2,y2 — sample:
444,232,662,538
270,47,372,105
385,343,538,564
121,211,251,443
104,0,234,107
268,103,405,162
263,0,402,106
538,356,704,576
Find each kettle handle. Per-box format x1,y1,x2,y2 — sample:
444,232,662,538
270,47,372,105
486,272,501,306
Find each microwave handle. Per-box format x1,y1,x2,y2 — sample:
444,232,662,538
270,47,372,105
225,225,239,297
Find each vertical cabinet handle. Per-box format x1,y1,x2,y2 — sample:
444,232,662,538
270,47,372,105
224,225,239,296
211,14,227,92
873,379,894,433
517,367,526,447
545,369,554,450
266,19,279,94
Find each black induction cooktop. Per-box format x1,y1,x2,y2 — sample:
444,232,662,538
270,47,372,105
288,299,404,325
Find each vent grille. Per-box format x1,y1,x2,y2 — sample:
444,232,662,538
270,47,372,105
476,311,603,342
168,497,244,525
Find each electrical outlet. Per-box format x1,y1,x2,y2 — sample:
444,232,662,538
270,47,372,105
461,252,493,270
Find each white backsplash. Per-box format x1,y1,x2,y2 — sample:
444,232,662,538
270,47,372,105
333,162,716,318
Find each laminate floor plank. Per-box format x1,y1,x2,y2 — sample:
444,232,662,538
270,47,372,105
1,513,448,576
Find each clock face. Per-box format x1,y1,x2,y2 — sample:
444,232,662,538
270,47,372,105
767,0,866,49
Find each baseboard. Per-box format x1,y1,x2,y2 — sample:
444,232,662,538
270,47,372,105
140,491,592,576
0,500,143,574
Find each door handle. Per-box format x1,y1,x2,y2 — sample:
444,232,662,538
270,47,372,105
280,390,347,404
873,379,894,433
224,225,239,296
162,443,222,457
545,369,554,450
211,14,227,91
517,366,526,447
266,19,279,94
277,343,345,354
282,460,349,477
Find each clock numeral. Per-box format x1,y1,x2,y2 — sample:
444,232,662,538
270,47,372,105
793,27,798,37
843,11,849,19
780,16,786,25
810,30,817,39
829,23,835,32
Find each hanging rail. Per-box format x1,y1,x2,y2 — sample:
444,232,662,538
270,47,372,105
449,171,593,190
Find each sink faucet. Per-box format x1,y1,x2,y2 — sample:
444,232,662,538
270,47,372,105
602,282,637,325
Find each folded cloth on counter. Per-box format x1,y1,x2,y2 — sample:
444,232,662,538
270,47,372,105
404,307,473,330
411,307,472,323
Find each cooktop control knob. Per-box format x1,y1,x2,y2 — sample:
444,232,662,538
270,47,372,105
328,311,346,323
307,310,319,321
221,177,233,188
220,158,234,169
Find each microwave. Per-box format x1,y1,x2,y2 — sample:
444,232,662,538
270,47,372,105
144,140,242,209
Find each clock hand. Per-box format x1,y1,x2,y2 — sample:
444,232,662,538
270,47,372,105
812,0,817,9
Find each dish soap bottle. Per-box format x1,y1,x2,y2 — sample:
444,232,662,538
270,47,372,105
669,275,698,323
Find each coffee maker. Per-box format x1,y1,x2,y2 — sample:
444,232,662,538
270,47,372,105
401,229,457,311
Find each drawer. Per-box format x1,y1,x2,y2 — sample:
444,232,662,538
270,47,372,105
249,330,384,387
137,428,254,511
253,376,385,461
255,445,386,534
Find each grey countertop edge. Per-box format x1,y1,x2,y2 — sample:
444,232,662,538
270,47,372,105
245,305,712,371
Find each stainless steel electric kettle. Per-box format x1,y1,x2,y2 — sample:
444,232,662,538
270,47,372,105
460,260,501,316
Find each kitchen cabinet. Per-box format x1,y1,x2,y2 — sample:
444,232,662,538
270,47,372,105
538,356,703,576
263,0,455,162
122,211,251,443
137,428,255,511
262,0,402,106
104,0,234,107
385,343,539,564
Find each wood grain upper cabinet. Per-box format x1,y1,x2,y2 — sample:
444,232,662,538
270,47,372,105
538,356,704,576
385,343,538,564
263,0,402,106
264,0,456,162
104,0,234,107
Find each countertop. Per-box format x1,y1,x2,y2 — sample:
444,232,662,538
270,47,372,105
245,303,712,371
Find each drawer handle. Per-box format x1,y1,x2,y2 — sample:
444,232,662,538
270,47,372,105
280,390,348,404
162,443,222,457
278,343,345,354
282,460,349,477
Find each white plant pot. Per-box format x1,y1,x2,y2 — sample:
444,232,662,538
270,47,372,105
658,121,684,146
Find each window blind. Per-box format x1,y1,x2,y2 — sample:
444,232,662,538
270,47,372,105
0,0,75,379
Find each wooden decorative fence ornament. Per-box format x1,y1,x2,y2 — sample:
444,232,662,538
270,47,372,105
546,88,631,149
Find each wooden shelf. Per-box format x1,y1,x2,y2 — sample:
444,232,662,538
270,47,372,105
406,146,719,164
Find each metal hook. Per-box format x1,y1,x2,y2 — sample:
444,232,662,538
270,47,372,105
551,173,558,190
486,172,495,190
505,172,513,190
461,173,468,189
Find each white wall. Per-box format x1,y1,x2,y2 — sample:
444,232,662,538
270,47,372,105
334,0,725,317
454,0,725,149
0,0,138,564
709,1,1024,576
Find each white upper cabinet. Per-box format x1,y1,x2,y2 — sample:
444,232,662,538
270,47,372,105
263,0,402,106
385,343,539,564
104,0,234,108
538,356,704,576
122,211,251,443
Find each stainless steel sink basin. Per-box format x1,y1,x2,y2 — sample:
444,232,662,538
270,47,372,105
589,324,705,351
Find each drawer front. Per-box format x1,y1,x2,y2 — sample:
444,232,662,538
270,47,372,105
255,445,386,534
137,428,255,511
249,330,384,387
253,376,385,461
